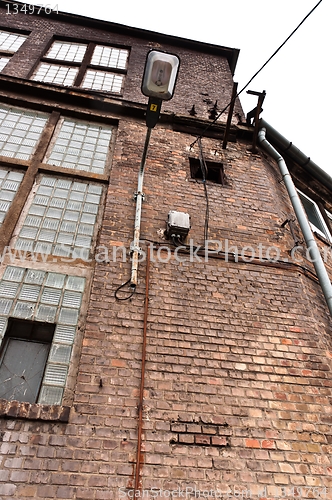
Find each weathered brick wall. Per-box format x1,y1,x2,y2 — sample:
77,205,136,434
0,6,332,500
0,7,242,122
2,119,331,499
107,119,296,254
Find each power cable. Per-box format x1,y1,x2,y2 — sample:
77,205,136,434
198,138,210,243
114,278,136,300
189,0,323,149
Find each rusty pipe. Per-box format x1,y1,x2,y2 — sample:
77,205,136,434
134,244,150,492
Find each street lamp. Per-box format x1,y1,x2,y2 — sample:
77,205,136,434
129,50,180,290
141,50,180,128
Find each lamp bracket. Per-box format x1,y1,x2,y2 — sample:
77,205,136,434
146,97,162,128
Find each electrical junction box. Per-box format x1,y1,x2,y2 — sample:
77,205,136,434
166,210,191,239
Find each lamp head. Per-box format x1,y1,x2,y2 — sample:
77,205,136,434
141,50,180,101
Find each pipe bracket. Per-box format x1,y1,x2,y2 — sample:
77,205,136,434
133,192,145,201
130,243,142,254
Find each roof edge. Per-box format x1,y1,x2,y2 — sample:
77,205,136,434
0,0,240,74
259,118,332,194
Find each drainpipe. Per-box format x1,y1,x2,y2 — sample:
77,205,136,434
258,127,332,318
130,127,152,289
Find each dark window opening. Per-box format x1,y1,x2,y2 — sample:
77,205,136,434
189,158,226,185
0,319,55,403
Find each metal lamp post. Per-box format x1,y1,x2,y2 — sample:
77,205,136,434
129,50,180,290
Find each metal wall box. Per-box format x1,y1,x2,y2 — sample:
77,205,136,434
166,210,191,239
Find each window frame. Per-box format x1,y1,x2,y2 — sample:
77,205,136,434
0,101,111,411
0,318,55,403
0,104,49,161
0,266,88,406
297,189,332,242
0,29,29,72
43,115,113,175
325,209,332,224
32,38,129,94
12,173,106,261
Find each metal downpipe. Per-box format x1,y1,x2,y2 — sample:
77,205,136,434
258,127,332,318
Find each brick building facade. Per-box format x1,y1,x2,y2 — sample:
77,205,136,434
0,1,332,499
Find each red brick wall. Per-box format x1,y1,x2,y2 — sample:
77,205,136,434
1,120,331,499
0,7,242,122
0,7,332,500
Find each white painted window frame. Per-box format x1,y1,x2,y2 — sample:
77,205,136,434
298,189,332,242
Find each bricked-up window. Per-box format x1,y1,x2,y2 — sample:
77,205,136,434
32,40,129,93
0,319,54,403
0,168,24,225
298,190,332,241
0,266,86,405
0,104,49,160
45,117,112,174
189,158,226,185
0,30,28,72
14,174,103,260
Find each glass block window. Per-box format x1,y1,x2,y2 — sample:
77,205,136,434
91,46,128,69
45,118,112,174
0,168,24,225
0,266,86,405
32,39,129,94
0,105,48,160
32,63,78,86
0,31,28,53
0,56,10,72
45,41,87,62
0,31,28,73
15,175,103,259
81,70,123,93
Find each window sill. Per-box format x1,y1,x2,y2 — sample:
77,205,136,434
0,399,70,422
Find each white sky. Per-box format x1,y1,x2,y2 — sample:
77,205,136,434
22,0,332,177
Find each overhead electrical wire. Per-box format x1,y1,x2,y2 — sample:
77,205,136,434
189,0,323,149
198,137,210,243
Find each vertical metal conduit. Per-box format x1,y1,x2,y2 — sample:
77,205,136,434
130,127,152,289
134,245,150,492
